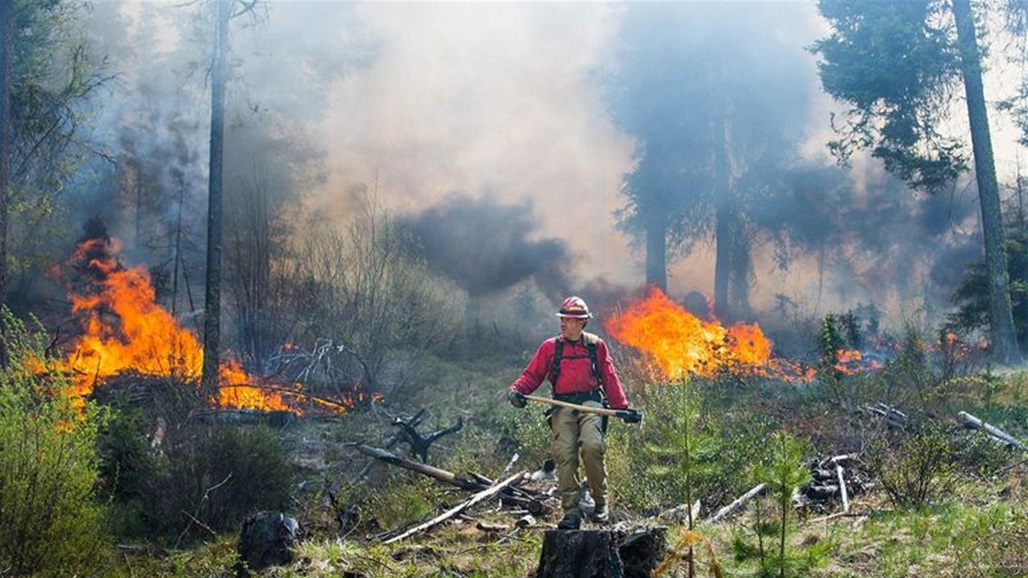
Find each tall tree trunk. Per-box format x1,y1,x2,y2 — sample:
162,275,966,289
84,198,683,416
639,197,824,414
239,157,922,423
727,211,754,322
202,0,229,391
712,113,731,319
952,0,1022,364
0,0,12,321
645,203,667,291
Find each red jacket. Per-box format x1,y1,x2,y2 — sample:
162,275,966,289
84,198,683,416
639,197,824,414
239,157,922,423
510,334,629,410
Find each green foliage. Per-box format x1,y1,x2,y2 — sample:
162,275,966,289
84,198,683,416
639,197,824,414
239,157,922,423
7,0,111,304
818,313,845,380
812,0,966,192
948,226,1028,350
749,432,816,578
638,383,724,577
0,310,110,577
364,475,439,532
865,422,959,509
880,325,937,406
608,380,776,520
955,506,1028,577
643,381,718,528
102,419,293,542
96,406,161,536
492,401,553,468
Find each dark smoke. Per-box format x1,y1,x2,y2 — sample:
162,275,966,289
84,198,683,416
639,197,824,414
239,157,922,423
398,195,576,300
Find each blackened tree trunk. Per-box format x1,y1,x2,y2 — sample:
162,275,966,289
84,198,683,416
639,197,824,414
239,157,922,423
203,0,230,392
645,203,668,291
952,0,1022,364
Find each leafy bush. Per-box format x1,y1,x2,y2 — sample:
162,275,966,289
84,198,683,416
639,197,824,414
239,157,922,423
102,418,294,542
0,310,110,576
96,406,160,536
865,422,959,509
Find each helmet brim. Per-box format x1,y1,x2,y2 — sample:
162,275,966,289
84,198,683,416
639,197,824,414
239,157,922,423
556,313,592,319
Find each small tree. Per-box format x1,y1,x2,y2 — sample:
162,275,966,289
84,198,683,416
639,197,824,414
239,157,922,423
646,382,718,578
748,432,813,578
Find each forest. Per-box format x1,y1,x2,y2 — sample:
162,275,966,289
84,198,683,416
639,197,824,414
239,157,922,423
0,0,1027,576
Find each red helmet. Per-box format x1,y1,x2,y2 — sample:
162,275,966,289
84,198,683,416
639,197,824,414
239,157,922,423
556,296,592,319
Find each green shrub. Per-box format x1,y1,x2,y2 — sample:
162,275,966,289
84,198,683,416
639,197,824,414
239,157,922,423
0,310,110,577
607,381,771,516
866,422,959,509
128,421,294,542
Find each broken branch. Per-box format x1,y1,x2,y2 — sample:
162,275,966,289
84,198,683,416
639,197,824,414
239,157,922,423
348,443,487,491
384,472,523,545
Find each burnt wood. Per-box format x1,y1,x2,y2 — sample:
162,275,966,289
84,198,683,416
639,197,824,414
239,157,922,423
536,526,667,578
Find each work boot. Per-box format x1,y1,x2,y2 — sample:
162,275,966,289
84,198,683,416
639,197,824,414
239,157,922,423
557,513,581,530
591,502,608,524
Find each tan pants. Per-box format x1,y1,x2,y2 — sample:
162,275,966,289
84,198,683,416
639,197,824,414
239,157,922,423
549,401,607,517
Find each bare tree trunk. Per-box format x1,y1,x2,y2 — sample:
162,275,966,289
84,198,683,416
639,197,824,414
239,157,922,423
727,212,754,322
952,0,1022,364
202,0,230,391
644,204,667,291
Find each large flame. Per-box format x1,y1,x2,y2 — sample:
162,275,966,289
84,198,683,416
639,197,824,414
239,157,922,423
58,237,294,412
604,286,812,382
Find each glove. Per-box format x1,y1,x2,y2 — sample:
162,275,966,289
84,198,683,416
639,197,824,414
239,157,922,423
507,390,528,409
619,409,643,424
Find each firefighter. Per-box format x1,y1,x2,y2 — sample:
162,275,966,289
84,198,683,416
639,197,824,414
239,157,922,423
506,296,640,530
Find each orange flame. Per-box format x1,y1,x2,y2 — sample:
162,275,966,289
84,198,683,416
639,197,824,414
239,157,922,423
833,348,883,375
58,237,296,413
604,286,813,382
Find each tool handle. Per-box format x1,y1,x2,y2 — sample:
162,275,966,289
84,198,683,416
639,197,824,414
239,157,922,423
523,394,642,422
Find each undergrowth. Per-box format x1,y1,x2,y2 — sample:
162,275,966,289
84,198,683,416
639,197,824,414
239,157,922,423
6,312,1027,578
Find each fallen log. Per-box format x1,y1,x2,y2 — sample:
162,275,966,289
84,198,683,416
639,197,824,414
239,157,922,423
384,472,523,544
957,411,1026,450
707,483,767,523
835,463,850,513
348,443,487,491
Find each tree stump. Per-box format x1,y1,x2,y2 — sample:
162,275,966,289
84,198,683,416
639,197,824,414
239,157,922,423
536,526,667,578
235,511,301,576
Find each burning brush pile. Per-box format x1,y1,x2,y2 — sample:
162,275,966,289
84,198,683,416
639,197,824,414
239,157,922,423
603,286,816,383
48,233,347,416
